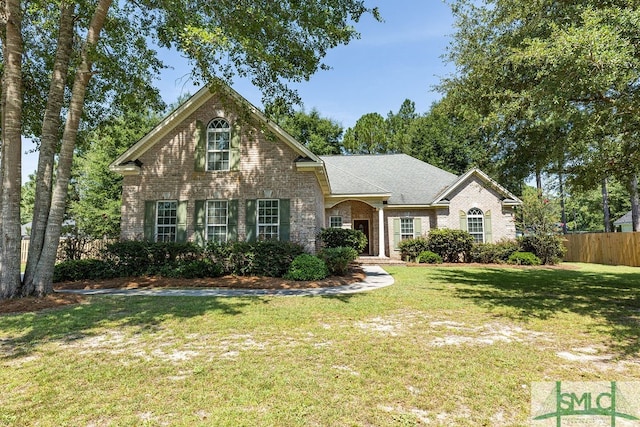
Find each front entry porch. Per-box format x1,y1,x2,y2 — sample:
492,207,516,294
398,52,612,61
325,199,388,258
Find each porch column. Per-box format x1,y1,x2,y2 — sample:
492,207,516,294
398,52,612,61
378,206,387,258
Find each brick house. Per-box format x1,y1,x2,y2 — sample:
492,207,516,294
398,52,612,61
110,85,521,259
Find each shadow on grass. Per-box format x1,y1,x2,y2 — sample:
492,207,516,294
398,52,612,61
427,267,640,357
0,295,266,359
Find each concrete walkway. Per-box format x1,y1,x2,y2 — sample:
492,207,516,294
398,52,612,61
57,265,394,297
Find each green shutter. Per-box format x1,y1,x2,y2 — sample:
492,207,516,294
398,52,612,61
194,200,206,246
413,218,422,237
194,120,206,172
228,199,239,241
176,201,188,243
484,210,492,243
230,123,241,171
144,201,157,242
393,218,401,249
459,210,468,231
246,199,257,242
279,199,290,241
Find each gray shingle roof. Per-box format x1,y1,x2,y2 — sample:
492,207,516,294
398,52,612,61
320,154,459,205
614,210,632,225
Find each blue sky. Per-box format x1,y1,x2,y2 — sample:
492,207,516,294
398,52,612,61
22,1,455,183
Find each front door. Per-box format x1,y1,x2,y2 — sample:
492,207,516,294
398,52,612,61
353,220,370,255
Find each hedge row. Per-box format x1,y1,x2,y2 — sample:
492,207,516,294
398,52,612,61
53,240,358,283
400,230,565,265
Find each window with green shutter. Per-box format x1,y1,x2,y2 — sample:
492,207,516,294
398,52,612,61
176,201,188,243
143,201,157,241
484,210,492,243
230,124,241,171
279,199,290,241
194,120,206,172
246,199,257,242
228,199,239,241
393,218,401,250
467,208,484,243
400,218,414,240
194,200,206,246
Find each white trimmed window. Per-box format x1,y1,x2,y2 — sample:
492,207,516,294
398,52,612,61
258,199,279,240
156,200,177,242
206,200,228,243
400,218,414,240
207,118,230,171
467,208,484,243
330,216,342,228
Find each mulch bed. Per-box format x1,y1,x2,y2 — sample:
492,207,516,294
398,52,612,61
1,267,366,315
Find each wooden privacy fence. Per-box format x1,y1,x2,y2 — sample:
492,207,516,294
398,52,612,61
20,238,114,265
563,232,640,267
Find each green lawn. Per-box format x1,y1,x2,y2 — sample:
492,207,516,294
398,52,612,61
1,263,639,426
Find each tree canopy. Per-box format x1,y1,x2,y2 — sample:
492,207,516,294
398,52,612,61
442,0,640,230
0,0,380,299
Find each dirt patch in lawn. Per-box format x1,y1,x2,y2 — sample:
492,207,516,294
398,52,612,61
1,267,366,315
0,294,87,315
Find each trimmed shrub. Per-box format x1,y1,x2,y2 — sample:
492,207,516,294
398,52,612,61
470,240,520,264
285,254,329,281
518,234,566,265
53,259,118,282
417,250,443,264
252,240,305,277
507,251,541,266
317,228,367,252
427,229,474,263
105,241,202,276
318,246,358,276
157,259,224,279
398,237,430,262
204,240,305,277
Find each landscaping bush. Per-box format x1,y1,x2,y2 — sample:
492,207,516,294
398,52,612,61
204,240,305,277
427,229,474,263
317,228,367,252
104,241,202,276
285,254,329,281
156,259,224,279
417,250,443,264
318,246,358,276
518,234,566,265
398,237,430,262
470,240,520,264
507,251,541,266
53,259,118,282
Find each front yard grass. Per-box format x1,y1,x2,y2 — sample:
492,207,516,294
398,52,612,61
1,263,639,426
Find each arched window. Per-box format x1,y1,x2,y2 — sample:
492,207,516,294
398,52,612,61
207,118,230,171
467,208,484,243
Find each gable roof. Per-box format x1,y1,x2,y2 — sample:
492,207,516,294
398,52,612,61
109,84,322,173
431,168,522,206
614,210,632,225
321,154,459,205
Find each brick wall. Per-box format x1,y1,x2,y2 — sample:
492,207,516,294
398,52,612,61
439,175,517,242
120,94,322,252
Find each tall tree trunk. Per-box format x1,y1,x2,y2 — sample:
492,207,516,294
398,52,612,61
22,2,75,296
0,0,23,299
630,174,640,232
558,171,567,234
535,169,543,193
601,178,611,232
30,0,113,296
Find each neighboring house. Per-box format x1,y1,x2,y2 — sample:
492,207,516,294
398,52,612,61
614,211,633,232
110,85,521,259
